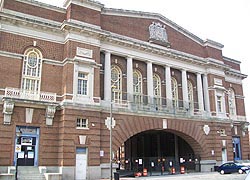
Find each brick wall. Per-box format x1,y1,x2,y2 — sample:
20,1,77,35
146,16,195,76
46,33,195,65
4,0,65,22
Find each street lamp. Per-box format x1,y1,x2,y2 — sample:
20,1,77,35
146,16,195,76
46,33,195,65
15,130,22,180
110,98,113,180
110,85,115,180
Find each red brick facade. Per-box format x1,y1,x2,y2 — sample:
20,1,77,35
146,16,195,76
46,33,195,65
0,0,249,179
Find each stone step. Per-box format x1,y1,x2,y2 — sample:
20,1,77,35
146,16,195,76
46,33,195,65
17,166,45,180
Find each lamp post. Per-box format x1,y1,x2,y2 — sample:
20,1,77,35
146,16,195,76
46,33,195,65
110,98,113,180
15,130,22,180
109,85,116,180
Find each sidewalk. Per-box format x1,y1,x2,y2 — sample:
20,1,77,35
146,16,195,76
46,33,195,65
101,172,247,180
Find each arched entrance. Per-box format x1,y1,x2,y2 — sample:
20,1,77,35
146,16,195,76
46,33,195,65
115,130,201,175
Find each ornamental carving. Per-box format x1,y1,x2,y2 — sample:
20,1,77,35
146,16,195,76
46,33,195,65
46,105,56,126
2,101,14,125
149,22,170,46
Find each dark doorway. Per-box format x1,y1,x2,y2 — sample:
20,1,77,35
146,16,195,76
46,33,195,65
122,130,198,174
17,137,36,166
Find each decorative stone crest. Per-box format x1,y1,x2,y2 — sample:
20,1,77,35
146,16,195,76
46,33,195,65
45,105,56,126
203,124,210,135
2,101,14,125
149,22,170,47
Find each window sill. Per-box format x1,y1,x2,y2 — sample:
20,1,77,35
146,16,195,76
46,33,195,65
76,127,89,130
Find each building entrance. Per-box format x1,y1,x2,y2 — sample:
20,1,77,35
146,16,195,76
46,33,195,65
17,139,36,166
15,126,40,166
117,130,200,174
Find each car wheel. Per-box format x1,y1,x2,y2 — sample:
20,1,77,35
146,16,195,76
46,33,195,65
220,170,225,174
238,169,243,174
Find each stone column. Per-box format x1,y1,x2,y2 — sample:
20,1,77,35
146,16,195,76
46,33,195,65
104,51,111,101
127,56,133,102
197,73,204,112
181,69,189,109
202,74,210,113
165,66,173,109
147,61,154,104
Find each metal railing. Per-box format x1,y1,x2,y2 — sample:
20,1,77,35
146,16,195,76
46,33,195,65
4,87,56,103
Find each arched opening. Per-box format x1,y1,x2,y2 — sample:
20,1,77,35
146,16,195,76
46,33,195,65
115,130,200,175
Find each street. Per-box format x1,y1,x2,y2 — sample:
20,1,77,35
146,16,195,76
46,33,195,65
110,172,248,180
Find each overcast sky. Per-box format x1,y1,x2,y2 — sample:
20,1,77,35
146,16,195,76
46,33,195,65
37,0,250,120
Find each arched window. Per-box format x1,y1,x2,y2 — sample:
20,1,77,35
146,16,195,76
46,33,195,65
111,65,122,103
171,77,178,107
22,48,42,92
133,70,143,104
228,88,237,116
187,80,194,109
153,73,161,108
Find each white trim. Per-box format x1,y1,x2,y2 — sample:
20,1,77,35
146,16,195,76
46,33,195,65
204,39,224,50
16,0,66,13
215,90,227,118
0,0,4,12
64,32,101,47
223,56,241,64
0,50,23,59
3,9,62,25
101,43,208,74
73,61,95,105
225,75,243,85
1,22,64,43
63,0,103,11
102,8,223,48
67,19,101,30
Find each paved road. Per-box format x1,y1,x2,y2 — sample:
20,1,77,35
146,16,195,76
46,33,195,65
111,172,248,180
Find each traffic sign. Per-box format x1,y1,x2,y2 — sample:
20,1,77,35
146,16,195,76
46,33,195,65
15,145,21,153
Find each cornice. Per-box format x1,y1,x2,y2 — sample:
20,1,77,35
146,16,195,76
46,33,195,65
63,0,104,11
0,11,61,33
223,56,241,64
225,69,247,80
102,8,224,50
1,7,243,76
16,0,66,13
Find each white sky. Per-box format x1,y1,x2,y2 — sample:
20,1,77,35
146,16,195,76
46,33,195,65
38,0,250,120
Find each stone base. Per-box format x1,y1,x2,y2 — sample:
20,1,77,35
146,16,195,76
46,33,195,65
200,160,217,172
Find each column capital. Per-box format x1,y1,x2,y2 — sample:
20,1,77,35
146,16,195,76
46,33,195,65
104,50,111,54
126,56,134,60
146,60,153,64
165,64,172,68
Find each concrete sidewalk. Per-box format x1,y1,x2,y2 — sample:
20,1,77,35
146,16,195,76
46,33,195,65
101,172,247,180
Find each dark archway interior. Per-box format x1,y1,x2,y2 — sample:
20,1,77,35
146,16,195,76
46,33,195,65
119,130,199,173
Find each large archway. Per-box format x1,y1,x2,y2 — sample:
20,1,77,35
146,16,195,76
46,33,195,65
115,130,201,175
111,116,208,175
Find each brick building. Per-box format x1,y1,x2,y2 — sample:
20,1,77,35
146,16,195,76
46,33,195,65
0,0,249,179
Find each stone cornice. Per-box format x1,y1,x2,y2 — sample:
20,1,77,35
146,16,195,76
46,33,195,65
63,0,104,11
61,19,235,72
102,8,223,50
223,56,241,64
1,8,241,75
16,0,66,13
225,69,247,79
204,39,224,50
0,11,61,33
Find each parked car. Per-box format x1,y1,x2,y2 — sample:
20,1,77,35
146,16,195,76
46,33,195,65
217,162,249,174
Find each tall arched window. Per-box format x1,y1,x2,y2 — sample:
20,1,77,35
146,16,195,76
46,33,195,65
171,77,178,107
133,70,143,104
22,48,42,92
153,73,161,108
187,80,194,109
228,88,237,116
111,65,122,103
